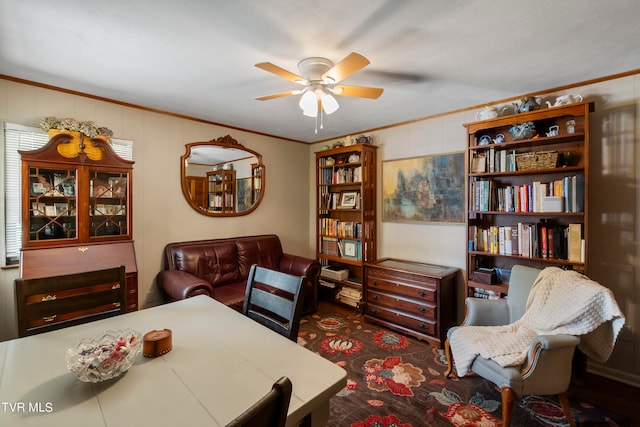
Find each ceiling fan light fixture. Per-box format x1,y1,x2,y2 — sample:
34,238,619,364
321,92,339,114
299,90,318,116
299,87,339,117
256,52,380,132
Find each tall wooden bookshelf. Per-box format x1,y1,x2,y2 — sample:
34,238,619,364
315,143,377,308
207,169,235,213
465,101,594,299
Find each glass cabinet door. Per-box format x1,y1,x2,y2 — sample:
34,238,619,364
27,166,78,243
89,170,129,238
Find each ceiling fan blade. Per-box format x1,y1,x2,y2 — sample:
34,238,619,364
322,52,370,83
333,85,384,99
255,62,306,84
255,90,300,101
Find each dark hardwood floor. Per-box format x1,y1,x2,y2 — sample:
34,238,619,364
569,371,640,425
316,300,639,425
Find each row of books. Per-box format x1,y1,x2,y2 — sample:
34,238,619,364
319,166,362,185
470,148,517,173
319,191,361,209
319,218,362,238
469,223,584,262
471,175,584,213
208,194,234,208
319,236,362,260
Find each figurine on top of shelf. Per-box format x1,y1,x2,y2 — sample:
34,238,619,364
356,135,372,144
513,96,543,114
475,105,508,121
545,94,583,108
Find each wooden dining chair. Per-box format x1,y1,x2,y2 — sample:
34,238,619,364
226,376,292,427
15,265,127,337
243,264,306,341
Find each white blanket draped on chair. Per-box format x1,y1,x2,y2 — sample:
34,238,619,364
450,267,626,377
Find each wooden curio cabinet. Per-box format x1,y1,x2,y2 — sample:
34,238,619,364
465,101,593,300
315,143,377,308
19,132,138,312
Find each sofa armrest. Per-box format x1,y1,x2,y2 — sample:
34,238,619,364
280,253,321,314
279,253,321,281
157,270,214,301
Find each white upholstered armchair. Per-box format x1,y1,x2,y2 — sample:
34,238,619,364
445,264,625,427
444,265,580,427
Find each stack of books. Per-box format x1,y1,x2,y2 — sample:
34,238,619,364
337,286,362,307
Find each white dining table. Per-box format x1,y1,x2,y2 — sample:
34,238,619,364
0,295,346,427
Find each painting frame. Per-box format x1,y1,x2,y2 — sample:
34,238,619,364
382,151,465,224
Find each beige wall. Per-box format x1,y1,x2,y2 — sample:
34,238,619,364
310,73,639,386
0,79,312,339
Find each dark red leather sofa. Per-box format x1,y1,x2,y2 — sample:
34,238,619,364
157,234,320,314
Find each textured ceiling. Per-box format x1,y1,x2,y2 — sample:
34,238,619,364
1,0,639,143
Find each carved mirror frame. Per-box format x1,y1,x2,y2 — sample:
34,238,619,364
181,135,265,217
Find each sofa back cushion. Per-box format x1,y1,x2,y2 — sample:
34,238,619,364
236,235,283,279
169,240,240,286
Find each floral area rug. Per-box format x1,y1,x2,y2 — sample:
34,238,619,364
297,306,628,427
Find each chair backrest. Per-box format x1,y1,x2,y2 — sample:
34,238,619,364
507,265,542,323
15,266,127,337
226,376,292,427
243,264,306,341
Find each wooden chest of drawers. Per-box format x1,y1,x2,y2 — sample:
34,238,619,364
364,258,457,348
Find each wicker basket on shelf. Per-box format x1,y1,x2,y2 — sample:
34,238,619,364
515,151,559,171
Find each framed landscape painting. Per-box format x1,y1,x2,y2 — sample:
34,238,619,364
236,177,252,212
382,152,465,224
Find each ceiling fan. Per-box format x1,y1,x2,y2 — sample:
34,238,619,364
255,52,383,132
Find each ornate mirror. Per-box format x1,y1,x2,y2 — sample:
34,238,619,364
181,135,265,216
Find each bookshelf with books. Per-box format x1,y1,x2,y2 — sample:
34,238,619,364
316,143,377,308
465,101,594,298
207,169,235,213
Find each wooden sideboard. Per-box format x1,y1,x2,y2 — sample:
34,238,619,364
364,258,457,348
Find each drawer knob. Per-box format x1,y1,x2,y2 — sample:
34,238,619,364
372,280,378,286
418,306,426,312
371,308,378,314
372,294,378,300
43,315,57,323
418,322,426,328
418,291,426,297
